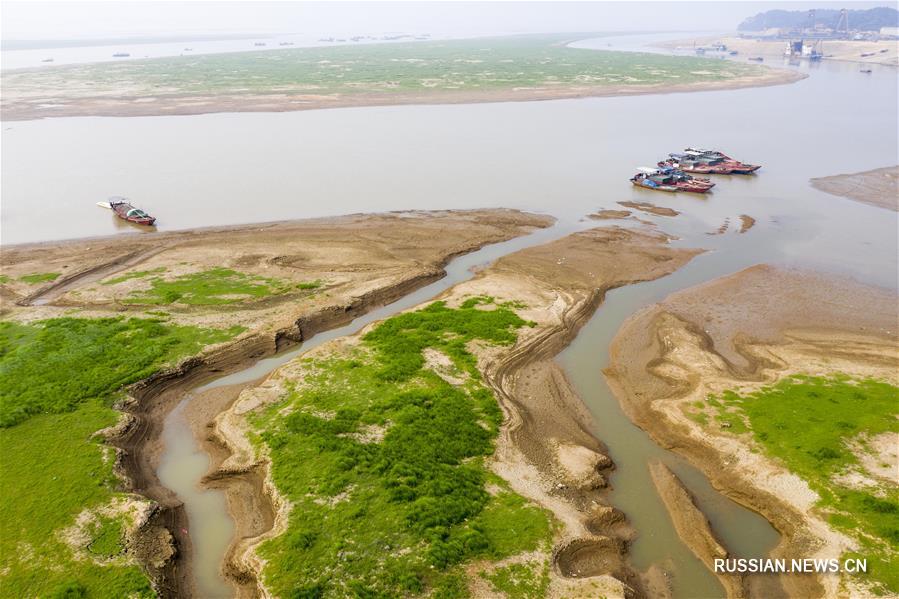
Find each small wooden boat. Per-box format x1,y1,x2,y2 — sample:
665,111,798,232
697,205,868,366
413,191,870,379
631,169,714,193
651,166,715,190
97,197,156,226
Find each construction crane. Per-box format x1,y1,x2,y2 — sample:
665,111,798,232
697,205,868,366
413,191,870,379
835,9,850,39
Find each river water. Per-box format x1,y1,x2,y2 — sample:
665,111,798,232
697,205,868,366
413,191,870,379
4,34,896,598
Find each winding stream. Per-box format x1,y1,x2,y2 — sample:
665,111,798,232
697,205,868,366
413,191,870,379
157,222,584,597
4,33,896,598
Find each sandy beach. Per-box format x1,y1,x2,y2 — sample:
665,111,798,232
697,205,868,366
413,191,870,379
811,166,899,212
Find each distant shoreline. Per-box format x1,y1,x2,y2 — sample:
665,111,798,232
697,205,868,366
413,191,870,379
0,66,803,121
1,33,269,52
655,35,899,67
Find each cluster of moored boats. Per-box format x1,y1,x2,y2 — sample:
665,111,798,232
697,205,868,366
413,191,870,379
630,148,761,194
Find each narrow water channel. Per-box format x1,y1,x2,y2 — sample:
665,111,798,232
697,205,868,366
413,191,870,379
156,221,583,597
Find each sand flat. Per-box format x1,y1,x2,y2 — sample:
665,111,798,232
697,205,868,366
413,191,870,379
811,166,899,212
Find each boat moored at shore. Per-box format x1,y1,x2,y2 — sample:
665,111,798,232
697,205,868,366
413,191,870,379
661,148,761,175
97,196,157,226
631,166,716,193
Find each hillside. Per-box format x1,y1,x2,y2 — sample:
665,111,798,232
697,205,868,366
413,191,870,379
738,6,898,32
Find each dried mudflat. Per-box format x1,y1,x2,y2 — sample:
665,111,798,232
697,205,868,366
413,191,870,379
1,209,551,329
605,264,899,598
648,462,746,598
210,226,702,597
811,165,899,212
617,201,680,217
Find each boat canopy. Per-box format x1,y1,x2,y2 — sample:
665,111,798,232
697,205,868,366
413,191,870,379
638,167,659,174
127,208,148,218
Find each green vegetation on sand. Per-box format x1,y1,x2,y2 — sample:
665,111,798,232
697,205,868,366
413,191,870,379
19,272,60,284
117,267,319,306
251,298,554,597
708,375,899,595
0,317,242,598
4,33,764,103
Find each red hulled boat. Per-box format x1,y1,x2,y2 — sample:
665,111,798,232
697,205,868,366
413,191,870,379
98,197,157,226
662,148,761,175
631,167,715,193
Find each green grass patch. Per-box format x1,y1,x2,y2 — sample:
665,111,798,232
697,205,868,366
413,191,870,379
482,561,550,599
19,272,60,284
121,267,306,305
101,266,166,285
0,317,243,427
0,275,10,284
715,411,748,434
143,310,170,319
4,33,763,103
251,298,552,597
716,375,899,594
87,515,125,559
686,410,708,426
0,317,244,597
0,402,153,598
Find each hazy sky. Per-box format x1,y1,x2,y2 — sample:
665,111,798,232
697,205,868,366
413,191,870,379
1,1,892,40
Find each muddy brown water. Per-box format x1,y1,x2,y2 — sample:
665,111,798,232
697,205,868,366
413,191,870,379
3,33,897,598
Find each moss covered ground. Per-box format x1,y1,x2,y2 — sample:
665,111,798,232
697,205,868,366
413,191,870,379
116,267,320,306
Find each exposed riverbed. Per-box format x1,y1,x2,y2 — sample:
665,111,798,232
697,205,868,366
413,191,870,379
3,34,897,598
